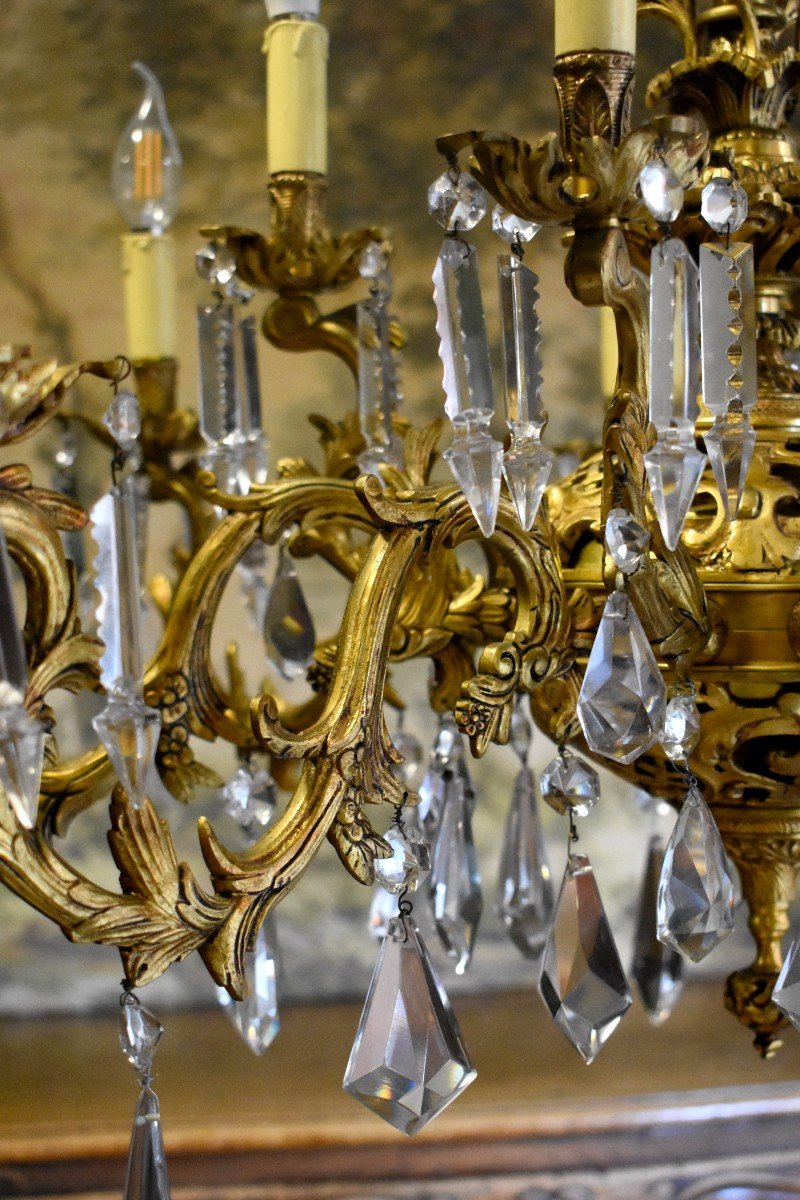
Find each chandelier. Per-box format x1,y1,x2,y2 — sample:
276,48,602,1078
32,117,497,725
3,0,800,1185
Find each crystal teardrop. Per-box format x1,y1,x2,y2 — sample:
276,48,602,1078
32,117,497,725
632,833,684,1025
576,589,667,765
539,851,632,1063
657,784,735,962
429,769,482,974
217,916,281,1056
123,1086,172,1200
262,543,315,680
343,916,476,1135
497,766,554,959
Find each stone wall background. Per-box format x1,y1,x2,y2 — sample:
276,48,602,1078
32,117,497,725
0,0,757,1033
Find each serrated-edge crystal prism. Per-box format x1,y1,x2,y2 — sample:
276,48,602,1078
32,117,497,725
632,833,685,1025
262,541,316,680
123,1086,171,1200
644,432,707,551
430,769,482,974
774,936,800,1031
0,704,45,829
577,589,667,766
343,916,476,1134
119,996,164,1077
657,784,735,962
699,242,756,418
497,765,554,959
649,237,700,433
93,695,162,807
428,171,487,233
539,851,632,1063
433,239,495,423
605,507,650,575
218,916,281,1056
704,411,756,521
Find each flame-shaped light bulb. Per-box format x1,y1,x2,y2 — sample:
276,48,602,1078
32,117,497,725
112,62,181,233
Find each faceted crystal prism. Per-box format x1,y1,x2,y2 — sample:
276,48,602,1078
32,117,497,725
639,161,684,224
699,242,756,419
356,295,403,476
197,302,238,446
657,785,735,962
632,834,685,1025
427,171,487,233
123,1087,171,1200
704,411,756,521
498,255,543,426
701,178,748,234
263,542,315,679
94,695,162,807
375,826,431,894
433,239,495,423
218,917,281,1055
0,704,45,829
577,590,667,765
539,852,632,1063
661,694,700,762
644,433,707,551
773,937,800,1031
649,238,700,433
119,997,164,1077
444,414,503,538
497,766,554,959
492,205,540,245
430,770,482,974
91,478,145,693
540,751,599,818
343,917,477,1134
605,508,650,575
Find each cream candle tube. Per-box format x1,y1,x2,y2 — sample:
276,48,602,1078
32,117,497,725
555,0,636,55
121,232,178,360
263,19,329,175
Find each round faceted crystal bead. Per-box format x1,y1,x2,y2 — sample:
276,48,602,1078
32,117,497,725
374,826,431,894
195,241,237,285
662,694,701,762
359,240,389,280
605,507,650,575
639,161,684,224
427,171,487,232
541,751,600,818
491,204,540,245
701,177,748,234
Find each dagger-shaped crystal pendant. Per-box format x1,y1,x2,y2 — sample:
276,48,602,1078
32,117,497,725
498,254,553,531
91,393,162,807
433,238,503,537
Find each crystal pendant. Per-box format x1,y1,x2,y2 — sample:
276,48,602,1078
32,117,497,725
704,410,756,521
639,161,684,224
773,937,800,1031
0,704,46,829
497,766,554,959
392,719,424,789
576,589,667,765
197,302,239,448
104,390,141,451
343,916,477,1134
444,415,503,538
430,769,482,974
218,916,281,1056
540,750,599,817
427,171,487,232
120,996,164,1077
263,540,315,680
510,695,533,763
224,765,277,832
632,833,684,1025
368,886,397,941
657,784,735,962
492,205,540,245
605,508,650,575
644,432,707,551
539,851,632,1063
701,178,748,235
661,693,700,763
417,714,476,841
123,1086,171,1200
375,826,431,894
356,293,403,477
93,695,162,807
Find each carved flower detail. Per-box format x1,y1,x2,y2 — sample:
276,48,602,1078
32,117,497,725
458,701,493,737
148,672,190,725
